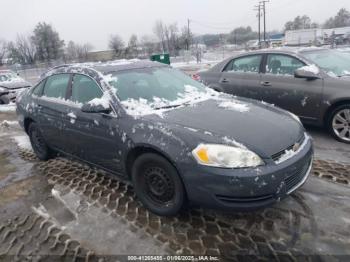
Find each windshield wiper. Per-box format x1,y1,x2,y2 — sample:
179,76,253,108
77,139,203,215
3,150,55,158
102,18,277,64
154,104,182,110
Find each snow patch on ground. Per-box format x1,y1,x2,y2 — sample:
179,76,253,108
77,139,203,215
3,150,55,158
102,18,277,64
12,135,32,150
0,120,18,128
0,103,16,112
218,100,250,113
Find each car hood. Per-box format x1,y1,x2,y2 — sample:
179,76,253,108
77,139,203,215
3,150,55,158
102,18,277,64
0,80,31,90
147,98,304,158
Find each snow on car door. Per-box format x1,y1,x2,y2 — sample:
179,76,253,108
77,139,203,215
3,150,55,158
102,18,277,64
66,74,123,173
260,54,323,121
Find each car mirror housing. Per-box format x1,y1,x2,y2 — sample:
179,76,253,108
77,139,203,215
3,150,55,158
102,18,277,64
81,103,112,114
294,68,320,80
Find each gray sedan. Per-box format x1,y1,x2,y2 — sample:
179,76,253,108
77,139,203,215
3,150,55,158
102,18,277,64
198,48,350,143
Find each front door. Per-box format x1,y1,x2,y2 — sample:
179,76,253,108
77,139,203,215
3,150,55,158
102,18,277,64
260,54,323,121
64,74,123,173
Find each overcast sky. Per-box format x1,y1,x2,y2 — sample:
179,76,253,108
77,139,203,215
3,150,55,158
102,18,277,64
1,0,349,50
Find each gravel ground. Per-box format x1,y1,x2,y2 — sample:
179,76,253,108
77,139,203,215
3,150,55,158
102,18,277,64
0,109,350,261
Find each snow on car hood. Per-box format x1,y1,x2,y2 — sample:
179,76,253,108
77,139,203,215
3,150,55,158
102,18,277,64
0,80,31,89
146,97,304,158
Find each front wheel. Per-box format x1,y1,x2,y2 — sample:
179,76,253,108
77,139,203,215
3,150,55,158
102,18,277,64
327,104,350,144
28,122,52,160
131,153,185,216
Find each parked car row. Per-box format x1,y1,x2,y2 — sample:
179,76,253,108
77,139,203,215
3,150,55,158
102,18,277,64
16,60,313,216
198,48,350,143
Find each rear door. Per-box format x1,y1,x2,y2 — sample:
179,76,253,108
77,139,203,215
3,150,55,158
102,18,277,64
64,74,123,173
36,73,72,150
218,54,263,100
260,53,323,121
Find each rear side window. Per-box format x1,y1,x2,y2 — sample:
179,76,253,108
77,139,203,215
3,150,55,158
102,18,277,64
32,80,45,96
71,74,103,104
224,55,262,73
43,74,70,99
266,54,305,75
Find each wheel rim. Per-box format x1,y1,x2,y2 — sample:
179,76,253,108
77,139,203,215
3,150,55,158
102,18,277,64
332,109,350,142
143,166,175,206
31,128,46,155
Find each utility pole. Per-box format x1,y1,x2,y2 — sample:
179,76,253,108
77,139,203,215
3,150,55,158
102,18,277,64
254,4,262,48
260,0,269,44
187,19,190,51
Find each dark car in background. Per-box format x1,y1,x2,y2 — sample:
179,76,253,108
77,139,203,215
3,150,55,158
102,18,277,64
0,70,31,104
16,61,313,216
198,48,350,143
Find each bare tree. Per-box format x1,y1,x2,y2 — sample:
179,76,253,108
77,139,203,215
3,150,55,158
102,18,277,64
153,20,166,52
127,34,138,58
140,35,157,57
109,34,124,57
65,41,93,62
7,34,36,64
0,39,7,66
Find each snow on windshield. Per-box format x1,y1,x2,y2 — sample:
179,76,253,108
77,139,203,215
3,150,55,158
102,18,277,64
121,86,220,117
0,73,22,83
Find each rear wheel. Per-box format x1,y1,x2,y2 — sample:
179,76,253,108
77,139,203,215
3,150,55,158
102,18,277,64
327,104,350,144
131,153,185,216
28,122,52,160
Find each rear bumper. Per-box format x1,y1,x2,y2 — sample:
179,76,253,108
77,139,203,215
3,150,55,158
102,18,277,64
179,136,313,211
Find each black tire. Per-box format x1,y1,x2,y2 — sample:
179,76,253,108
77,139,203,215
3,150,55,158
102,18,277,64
131,153,185,216
28,122,52,160
327,104,350,144
0,98,5,104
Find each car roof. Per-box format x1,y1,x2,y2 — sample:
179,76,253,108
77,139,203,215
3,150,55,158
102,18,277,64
48,60,168,76
237,47,329,57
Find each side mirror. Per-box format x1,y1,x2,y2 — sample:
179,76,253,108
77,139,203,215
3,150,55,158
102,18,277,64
81,103,112,114
294,66,320,80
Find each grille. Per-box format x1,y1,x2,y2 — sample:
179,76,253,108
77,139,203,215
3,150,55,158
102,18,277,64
285,157,311,193
271,134,305,162
216,194,274,204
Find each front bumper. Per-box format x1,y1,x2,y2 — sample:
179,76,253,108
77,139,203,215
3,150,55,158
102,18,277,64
0,88,27,103
179,136,313,211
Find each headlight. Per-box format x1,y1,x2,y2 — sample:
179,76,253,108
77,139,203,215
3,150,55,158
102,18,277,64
288,112,302,124
0,87,7,93
192,144,264,168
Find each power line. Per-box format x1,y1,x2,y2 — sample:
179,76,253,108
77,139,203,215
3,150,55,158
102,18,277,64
259,0,270,42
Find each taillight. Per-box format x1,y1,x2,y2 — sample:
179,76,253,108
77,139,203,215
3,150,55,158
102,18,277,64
192,73,201,81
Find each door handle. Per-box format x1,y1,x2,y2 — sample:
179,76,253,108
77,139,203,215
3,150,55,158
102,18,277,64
260,81,271,86
221,78,230,83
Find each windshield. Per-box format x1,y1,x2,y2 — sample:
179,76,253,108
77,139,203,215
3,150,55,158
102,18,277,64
301,49,350,77
108,67,208,109
0,72,21,83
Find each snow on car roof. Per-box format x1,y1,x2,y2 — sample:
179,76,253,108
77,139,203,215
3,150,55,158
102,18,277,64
47,59,168,77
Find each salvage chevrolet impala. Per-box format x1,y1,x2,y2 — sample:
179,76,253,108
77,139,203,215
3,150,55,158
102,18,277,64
16,61,313,216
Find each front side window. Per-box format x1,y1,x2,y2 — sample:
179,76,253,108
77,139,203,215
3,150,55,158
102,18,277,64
43,74,70,99
32,80,45,96
266,54,305,75
224,55,262,73
71,74,103,104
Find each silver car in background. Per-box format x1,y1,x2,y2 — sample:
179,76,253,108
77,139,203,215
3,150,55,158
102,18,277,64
0,70,32,104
